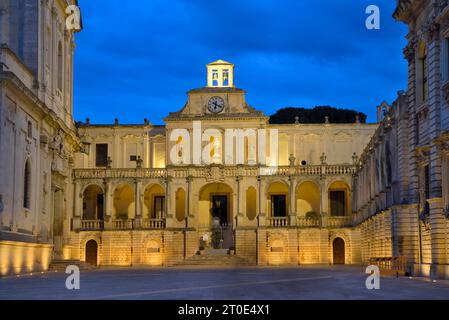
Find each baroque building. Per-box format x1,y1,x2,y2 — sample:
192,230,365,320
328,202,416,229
353,0,449,279
0,0,448,279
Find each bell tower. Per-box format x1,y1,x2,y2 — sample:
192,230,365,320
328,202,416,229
206,59,234,88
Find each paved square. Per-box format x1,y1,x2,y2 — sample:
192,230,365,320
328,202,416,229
1,266,449,300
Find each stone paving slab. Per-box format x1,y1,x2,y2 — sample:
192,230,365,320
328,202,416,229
1,266,449,300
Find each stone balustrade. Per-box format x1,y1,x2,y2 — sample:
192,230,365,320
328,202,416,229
73,164,356,180
80,218,166,231
327,216,353,228
296,217,320,227
80,219,104,230
141,218,166,229
267,217,289,227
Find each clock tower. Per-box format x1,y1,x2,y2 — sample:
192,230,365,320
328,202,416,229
206,60,234,88
165,59,266,119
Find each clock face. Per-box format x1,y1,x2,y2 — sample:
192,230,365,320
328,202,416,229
207,96,225,113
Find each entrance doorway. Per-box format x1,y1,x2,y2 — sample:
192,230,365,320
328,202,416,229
85,240,98,266
333,237,345,264
271,195,287,217
212,195,228,226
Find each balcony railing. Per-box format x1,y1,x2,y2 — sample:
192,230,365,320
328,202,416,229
267,217,289,227
81,220,104,230
327,216,353,228
111,219,134,230
141,219,165,229
297,217,320,228
73,164,357,181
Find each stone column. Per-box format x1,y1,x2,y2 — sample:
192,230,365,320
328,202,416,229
104,179,113,229
288,176,296,226
164,176,175,229
320,178,328,227
258,176,266,226
236,175,244,227
134,179,142,228
72,181,81,230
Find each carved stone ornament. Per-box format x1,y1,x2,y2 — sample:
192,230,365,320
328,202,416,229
205,165,225,182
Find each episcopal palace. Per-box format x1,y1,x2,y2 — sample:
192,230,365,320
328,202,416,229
1,0,449,279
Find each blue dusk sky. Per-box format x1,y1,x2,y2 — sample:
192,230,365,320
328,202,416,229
74,0,409,125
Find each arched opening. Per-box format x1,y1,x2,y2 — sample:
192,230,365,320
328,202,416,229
246,186,257,220
332,237,345,265
296,181,320,217
57,41,63,91
82,185,104,220
23,159,31,209
175,188,186,222
85,240,98,266
328,181,351,217
199,183,233,227
113,184,135,220
143,184,165,219
267,181,289,217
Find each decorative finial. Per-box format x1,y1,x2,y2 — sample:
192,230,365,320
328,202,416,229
355,115,360,123
136,156,143,168
352,152,359,165
107,156,112,168
294,116,300,124
320,153,327,165
325,116,330,124
85,118,90,125
289,154,296,167
114,118,119,125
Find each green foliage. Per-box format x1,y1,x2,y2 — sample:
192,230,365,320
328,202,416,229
305,211,319,220
269,106,367,124
116,212,128,220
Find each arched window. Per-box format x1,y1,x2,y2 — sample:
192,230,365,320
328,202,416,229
57,41,63,91
23,159,31,209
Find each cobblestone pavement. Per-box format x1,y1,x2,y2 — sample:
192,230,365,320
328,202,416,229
1,265,449,300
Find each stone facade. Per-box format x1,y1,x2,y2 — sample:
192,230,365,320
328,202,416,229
0,0,80,276
0,0,448,279
68,61,376,269
352,0,449,279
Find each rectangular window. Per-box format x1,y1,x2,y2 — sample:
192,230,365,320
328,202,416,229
129,155,137,161
444,38,449,82
95,144,108,167
271,195,286,217
330,191,346,216
153,196,165,219
423,53,428,101
212,69,218,86
223,69,229,86
424,165,430,199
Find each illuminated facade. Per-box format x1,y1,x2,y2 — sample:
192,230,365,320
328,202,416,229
0,0,448,279
0,0,80,275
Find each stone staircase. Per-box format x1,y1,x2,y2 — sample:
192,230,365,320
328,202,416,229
177,249,254,267
48,260,97,272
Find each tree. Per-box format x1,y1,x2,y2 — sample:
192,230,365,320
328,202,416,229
269,106,367,124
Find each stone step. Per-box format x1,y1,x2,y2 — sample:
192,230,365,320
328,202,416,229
48,260,97,272
177,252,254,267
